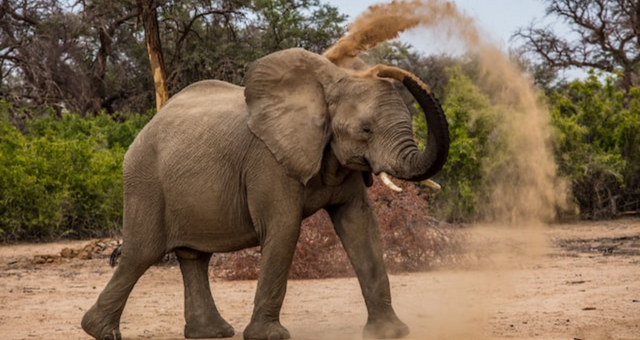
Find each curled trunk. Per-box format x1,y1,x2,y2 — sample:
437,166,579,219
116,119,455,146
370,64,449,182
394,75,449,182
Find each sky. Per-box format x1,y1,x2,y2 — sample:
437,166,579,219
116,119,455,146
323,0,551,54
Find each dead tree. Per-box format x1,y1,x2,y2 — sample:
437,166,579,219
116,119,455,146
137,0,169,112
515,0,640,92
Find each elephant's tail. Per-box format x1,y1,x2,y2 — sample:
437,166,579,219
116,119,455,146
109,244,122,267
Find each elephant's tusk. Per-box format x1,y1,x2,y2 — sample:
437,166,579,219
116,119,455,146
423,179,442,190
380,172,403,192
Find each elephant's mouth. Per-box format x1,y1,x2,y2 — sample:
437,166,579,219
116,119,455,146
343,155,372,172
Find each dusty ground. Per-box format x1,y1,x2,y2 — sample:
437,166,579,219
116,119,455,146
1,218,639,340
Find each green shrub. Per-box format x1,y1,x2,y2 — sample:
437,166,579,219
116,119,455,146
417,68,640,222
415,67,505,222
0,103,152,241
549,72,640,218
23,111,153,149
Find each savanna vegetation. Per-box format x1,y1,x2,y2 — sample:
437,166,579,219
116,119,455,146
1,0,639,246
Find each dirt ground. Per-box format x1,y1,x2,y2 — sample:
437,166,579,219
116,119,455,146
1,218,639,340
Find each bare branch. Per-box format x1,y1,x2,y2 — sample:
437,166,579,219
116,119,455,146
515,0,640,91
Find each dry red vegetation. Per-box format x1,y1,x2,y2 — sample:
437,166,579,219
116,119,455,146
213,177,465,280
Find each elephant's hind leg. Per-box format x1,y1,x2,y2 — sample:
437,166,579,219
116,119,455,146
176,248,235,339
81,246,164,340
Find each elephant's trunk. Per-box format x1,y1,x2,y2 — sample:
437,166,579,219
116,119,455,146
396,76,449,181
371,66,450,182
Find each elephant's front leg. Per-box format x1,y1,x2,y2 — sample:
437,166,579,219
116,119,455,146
328,195,410,339
244,186,303,340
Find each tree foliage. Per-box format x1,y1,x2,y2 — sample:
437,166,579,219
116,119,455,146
0,0,346,116
549,72,640,218
413,67,506,222
411,65,640,221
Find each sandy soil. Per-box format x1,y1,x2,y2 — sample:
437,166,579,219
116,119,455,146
1,218,639,340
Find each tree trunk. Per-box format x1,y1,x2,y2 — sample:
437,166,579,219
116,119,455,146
137,0,169,112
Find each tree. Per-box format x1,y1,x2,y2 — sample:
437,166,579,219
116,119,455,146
156,0,346,92
251,0,346,54
0,0,148,116
0,0,346,115
413,67,505,222
159,0,255,88
515,0,640,92
137,0,168,111
549,73,640,218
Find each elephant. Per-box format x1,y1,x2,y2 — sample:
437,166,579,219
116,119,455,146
81,47,449,340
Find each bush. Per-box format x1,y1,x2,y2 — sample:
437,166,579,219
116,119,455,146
414,67,506,222
23,110,153,149
549,73,640,218
0,102,152,241
415,67,640,221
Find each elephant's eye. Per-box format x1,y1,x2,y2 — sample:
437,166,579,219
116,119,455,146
362,126,372,134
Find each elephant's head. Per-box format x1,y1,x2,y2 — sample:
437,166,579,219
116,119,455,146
244,48,449,187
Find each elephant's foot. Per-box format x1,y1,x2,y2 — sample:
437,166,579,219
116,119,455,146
363,315,409,339
243,320,290,340
185,317,235,339
81,305,122,340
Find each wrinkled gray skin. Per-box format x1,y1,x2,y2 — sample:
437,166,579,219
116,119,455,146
82,48,449,340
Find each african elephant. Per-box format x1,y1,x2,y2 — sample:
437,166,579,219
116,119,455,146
81,47,449,340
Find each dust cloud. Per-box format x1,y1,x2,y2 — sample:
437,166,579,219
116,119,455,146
326,0,563,227
325,0,567,338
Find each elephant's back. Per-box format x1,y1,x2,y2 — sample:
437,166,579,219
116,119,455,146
124,79,250,176
162,80,245,114
122,80,260,251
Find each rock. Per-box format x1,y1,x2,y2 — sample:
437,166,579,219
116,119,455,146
78,250,92,260
31,255,57,264
60,247,77,258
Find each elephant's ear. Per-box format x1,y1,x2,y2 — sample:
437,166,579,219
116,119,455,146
244,48,341,185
